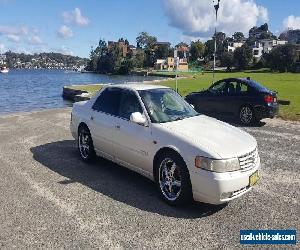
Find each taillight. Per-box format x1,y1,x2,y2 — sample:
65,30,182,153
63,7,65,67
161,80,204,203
264,95,273,103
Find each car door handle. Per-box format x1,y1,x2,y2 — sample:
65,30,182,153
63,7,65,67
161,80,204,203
115,125,120,130
90,116,94,121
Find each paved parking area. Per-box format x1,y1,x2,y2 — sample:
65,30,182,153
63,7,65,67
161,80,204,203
0,108,299,249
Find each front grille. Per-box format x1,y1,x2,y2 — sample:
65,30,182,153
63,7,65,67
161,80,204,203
238,148,259,170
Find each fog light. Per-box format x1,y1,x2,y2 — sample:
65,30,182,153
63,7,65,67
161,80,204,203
220,192,232,199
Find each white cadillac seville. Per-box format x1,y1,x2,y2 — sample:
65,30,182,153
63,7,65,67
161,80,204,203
70,84,260,205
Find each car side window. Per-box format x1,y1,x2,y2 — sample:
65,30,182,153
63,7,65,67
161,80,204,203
210,81,227,95
225,81,238,95
236,82,252,95
118,90,143,120
92,88,122,115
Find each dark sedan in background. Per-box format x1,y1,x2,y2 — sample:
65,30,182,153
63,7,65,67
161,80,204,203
185,78,278,125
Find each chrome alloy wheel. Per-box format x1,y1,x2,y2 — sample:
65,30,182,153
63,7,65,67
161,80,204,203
159,158,182,201
240,106,253,125
78,130,91,159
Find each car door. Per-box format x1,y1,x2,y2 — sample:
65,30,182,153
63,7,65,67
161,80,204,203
191,90,214,114
112,89,153,174
89,87,122,160
206,80,228,116
215,80,240,117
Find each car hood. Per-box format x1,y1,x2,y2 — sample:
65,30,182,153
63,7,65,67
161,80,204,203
158,115,257,159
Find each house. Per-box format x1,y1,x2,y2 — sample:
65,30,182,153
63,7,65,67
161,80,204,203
175,43,189,58
296,44,300,60
260,39,287,53
154,59,167,70
253,42,264,59
280,29,300,44
225,41,245,53
128,45,137,55
107,40,128,57
154,57,188,71
252,39,288,59
0,54,6,65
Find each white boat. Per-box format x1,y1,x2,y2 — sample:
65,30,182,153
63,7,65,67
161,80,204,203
0,67,9,73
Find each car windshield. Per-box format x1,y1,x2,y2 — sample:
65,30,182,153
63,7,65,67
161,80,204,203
138,88,199,123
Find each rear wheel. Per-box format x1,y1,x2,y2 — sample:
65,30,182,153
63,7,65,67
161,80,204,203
78,125,95,162
239,105,256,125
155,151,192,206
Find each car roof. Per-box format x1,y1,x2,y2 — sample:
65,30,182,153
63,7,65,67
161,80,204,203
214,77,271,93
215,77,248,82
106,83,169,91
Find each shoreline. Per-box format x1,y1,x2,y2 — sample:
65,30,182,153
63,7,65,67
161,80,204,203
62,76,186,102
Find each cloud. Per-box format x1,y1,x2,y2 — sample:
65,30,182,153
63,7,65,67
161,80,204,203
62,7,89,27
7,34,20,43
163,0,268,38
0,43,6,53
27,35,43,45
52,46,74,56
0,25,28,36
282,15,300,30
57,25,73,39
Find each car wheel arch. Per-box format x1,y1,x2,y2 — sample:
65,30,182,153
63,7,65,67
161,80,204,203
153,146,188,181
78,122,89,132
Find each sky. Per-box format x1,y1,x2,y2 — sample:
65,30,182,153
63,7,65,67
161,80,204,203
0,0,299,58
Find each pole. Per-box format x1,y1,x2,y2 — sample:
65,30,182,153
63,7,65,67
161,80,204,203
174,50,178,92
175,71,178,93
213,0,220,84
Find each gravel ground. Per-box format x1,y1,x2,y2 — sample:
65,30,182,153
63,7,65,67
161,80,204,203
0,108,299,249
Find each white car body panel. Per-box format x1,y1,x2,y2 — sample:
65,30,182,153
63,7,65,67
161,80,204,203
70,84,260,204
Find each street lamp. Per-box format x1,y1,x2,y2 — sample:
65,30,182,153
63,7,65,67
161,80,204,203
212,0,220,83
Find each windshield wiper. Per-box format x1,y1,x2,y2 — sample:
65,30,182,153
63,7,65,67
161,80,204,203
173,117,185,121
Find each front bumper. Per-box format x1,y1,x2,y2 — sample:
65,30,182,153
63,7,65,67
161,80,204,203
190,163,260,204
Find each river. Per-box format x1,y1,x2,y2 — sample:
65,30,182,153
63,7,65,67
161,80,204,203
0,69,164,115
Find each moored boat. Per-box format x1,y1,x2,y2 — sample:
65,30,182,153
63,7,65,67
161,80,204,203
0,67,9,73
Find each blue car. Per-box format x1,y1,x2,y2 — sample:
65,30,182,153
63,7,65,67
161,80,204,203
185,78,279,125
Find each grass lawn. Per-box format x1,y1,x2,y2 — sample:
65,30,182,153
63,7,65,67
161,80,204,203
66,71,300,121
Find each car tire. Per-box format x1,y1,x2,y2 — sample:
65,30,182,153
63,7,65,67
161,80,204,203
78,125,95,162
155,151,192,206
239,105,256,125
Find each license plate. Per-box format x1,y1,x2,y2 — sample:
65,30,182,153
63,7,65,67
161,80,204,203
249,171,259,186
273,97,277,103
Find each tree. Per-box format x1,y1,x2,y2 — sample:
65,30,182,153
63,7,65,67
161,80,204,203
155,44,169,59
132,49,145,68
86,39,107,71
136,32,157,49
190,40,205,62
221,52,234,71
234,44,253,70
204,39,215,59
267,44,298,72
233,32,245,42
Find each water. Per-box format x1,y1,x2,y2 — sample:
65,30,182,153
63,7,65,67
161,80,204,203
0,69,165,115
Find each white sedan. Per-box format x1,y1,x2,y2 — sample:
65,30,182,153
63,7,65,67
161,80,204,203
70,84,260,205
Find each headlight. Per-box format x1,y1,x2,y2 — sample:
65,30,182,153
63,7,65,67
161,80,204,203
195,156,240,173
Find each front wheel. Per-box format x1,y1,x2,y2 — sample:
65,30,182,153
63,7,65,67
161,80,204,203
239,105,256,125
155,152,192,206
78,125,95,162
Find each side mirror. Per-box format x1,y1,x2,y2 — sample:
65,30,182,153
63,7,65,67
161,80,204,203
130,112,147,126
